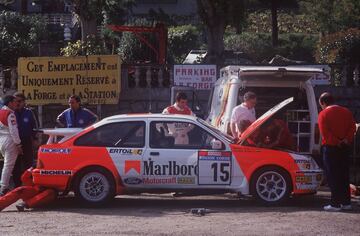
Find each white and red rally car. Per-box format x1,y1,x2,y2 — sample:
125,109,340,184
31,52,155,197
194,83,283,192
33,97,323,206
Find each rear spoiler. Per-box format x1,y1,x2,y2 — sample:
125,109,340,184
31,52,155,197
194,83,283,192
36,128,83,144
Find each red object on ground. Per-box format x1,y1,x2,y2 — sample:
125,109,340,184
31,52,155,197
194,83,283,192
0,168,56,211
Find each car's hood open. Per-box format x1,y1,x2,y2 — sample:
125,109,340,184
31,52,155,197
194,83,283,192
238,97,294,144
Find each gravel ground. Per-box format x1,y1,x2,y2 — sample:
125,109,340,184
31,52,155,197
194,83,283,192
1,189,360,236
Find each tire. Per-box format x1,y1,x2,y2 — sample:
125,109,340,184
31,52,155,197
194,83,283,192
74,167,115,206
250,166,291,205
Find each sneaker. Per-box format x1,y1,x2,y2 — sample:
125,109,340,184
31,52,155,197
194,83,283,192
323,205,341,212
341,204,352,210
15,202,27,212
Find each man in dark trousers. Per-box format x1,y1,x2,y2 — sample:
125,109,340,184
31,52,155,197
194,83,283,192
318,92,356,211
12,92,38,187
56,95,98,128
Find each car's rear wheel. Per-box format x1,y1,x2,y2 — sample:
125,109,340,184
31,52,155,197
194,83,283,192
251,166,291,205
74,167,115,206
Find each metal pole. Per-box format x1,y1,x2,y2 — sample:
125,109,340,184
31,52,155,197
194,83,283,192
38,105,43,128
97,104,102,119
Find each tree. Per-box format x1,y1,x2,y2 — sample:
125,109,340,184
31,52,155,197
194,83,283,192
196,0,247,65
300,0,360,35
253,0,299,46
0,11,47,66
69,0,134,41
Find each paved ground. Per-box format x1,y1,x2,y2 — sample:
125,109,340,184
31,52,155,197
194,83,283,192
1,188,360,236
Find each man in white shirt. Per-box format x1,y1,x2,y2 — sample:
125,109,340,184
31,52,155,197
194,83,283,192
230,91,257,138
162,92,195,145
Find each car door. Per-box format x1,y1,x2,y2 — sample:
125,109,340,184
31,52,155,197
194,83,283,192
142,118,231,189
74,120,146,188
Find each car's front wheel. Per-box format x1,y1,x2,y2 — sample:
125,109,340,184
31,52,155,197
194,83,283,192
250,166,291,205
74,167,115,206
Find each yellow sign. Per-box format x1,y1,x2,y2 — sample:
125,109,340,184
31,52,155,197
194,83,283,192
17,55,121,105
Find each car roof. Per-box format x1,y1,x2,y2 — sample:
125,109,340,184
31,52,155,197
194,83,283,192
98,113,198,124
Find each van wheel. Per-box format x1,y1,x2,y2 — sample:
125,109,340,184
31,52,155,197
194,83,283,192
251,166,291,205
74,167,115,206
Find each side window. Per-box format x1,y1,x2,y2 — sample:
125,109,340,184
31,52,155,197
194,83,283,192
150,121,222,150
74,121,145,147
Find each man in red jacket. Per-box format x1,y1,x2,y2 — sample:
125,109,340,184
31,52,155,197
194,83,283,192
318,92,356,211
162,92,195,145
162,92,194,116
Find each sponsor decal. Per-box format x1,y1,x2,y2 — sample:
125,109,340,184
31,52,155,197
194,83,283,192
296,183,318,190
123,177,142,185
295,176,312,183
125,160,141,174
199,151,231,157
177,177,195,184
109,148,143,155
143,177,176,184
41,148,71,154
40,170,72,175
143,160,197,176
295,160,311,170
231,146,259,153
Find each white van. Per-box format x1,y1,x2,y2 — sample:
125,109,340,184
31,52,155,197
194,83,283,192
207,65,326,155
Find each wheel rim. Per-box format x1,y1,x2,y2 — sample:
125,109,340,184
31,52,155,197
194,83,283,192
79,172,110,202
256,171,287,202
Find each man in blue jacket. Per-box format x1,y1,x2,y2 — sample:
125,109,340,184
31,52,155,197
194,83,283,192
12,92,38,187
56,95,98,128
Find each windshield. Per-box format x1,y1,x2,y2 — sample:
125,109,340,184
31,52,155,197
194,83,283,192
197,118,234,143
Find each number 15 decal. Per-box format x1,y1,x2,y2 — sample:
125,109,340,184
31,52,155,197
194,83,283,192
198,151,232,185
211,162,230,182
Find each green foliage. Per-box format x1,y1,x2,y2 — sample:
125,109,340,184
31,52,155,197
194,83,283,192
0,11,47,66
316,28,360,64
246,10,317,34
71,0,134,40
225,32,318,63
167,25,202,64
300,0,360,34
60,35,110,56
116,19,156,63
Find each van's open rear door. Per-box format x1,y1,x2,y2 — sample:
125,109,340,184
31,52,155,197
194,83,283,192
238,66,324,83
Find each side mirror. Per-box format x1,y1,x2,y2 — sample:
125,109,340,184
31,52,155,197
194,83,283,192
211,139,223,150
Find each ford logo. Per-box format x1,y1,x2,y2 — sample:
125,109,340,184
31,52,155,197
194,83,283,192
124,177,142,185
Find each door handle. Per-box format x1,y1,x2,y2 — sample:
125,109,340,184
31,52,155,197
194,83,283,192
150,152,159,156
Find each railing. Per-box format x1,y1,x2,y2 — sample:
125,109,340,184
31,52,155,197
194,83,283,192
42,13,72,25
121,64,173,89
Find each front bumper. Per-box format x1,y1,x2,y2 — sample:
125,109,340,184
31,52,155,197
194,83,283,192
292,170,323,194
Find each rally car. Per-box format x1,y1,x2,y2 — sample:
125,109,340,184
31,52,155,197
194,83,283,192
32,97,323,206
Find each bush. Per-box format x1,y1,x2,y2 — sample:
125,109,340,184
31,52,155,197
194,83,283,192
246,10,318,34
167,25,202,64
60,35,110,56
116,19,157,63
224,32,318,63
0,11,47,66
316,28,360,64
